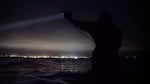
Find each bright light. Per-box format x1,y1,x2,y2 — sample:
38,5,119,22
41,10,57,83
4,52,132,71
0,54,91,59
74,56,78,59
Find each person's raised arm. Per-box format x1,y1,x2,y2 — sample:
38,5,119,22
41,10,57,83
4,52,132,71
63,11,93,32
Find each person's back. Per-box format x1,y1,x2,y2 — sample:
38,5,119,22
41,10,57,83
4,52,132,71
63,11,122,84
99,11,122,82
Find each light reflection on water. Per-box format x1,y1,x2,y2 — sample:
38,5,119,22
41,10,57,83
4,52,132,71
0,58,92,84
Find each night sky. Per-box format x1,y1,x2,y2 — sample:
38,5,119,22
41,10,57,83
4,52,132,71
0,0,146,54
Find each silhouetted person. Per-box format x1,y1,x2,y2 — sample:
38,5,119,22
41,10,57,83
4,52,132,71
97,11,122,83
63,11,122,84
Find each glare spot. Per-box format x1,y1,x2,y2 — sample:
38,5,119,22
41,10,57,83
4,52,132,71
74,56,78,59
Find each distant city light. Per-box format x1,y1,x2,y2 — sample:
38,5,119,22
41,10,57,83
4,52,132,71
133,56,136,59
125,55,137,61
0,54,91,59
74,56,78,59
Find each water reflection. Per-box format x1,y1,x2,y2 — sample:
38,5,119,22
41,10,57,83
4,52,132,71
0,58,92,84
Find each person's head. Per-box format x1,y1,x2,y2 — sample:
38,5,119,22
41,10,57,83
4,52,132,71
63,11,72,21
98,11,112,23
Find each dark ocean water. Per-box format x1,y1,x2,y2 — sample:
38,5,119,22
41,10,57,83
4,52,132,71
0,55,142,84
0,58,92,84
